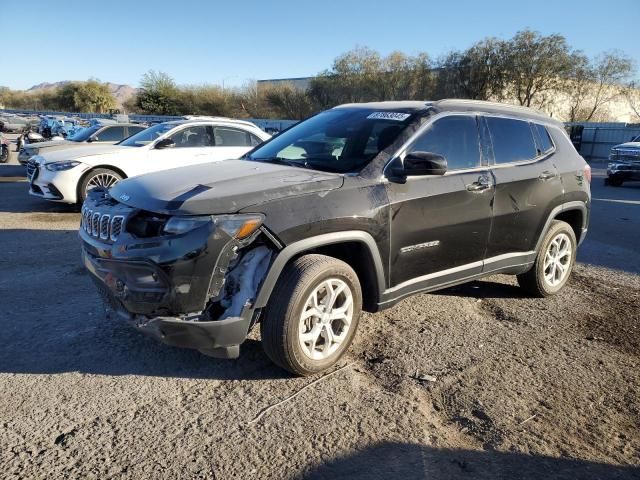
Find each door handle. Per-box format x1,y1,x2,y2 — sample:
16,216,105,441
466,176,491,192
538,170,557,181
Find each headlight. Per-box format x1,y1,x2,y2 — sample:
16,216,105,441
45,160,81,171
163,214,264,238
163,216,212,235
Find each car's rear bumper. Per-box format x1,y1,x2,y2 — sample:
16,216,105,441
18,150,31,164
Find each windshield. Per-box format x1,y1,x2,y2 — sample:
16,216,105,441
118,123,175,147
68,125,100,142
247,108,414,173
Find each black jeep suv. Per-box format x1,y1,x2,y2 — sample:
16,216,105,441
80,100,591,375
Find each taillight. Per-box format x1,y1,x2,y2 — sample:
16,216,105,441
583,164,591,183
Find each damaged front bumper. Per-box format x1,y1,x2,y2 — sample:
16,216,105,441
79,192,274,359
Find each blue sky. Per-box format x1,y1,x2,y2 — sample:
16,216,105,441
3,0,638,90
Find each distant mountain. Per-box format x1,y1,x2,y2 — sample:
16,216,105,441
27,81,138,107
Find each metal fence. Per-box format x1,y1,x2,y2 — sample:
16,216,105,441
567,122,640,163
0,108,298,133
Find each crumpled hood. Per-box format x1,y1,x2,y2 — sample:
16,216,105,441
37,144,133,163
109,160,344,215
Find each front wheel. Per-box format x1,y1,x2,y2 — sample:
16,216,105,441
261,254,362,376
0,145,8,163
517,220,577,297
79,168,122,203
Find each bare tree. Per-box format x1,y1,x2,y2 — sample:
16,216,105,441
624,81,640,120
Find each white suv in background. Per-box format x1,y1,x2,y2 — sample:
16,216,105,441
27,118,271,205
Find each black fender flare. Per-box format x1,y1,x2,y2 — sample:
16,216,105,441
254,231,386,309
534,200,589,252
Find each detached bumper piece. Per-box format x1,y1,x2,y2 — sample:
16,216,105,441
86,252,253,359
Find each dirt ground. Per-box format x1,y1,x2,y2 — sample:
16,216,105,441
0,142,639,479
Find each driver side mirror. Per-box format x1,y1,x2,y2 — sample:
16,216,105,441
387,151,447,183
155,138,176,149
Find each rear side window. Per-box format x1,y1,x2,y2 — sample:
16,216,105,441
409,115,481,170
486,117,537,164
214,127,254,147
96,126,126,142
532,123,554,154
127,126,146,137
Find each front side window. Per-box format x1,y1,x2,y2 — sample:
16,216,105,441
168,126,214,148
409,115,481,170
248,108,414,173
118,123,175,147
486,117,537,164
94,126,126,142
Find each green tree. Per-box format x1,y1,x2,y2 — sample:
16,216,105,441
136,70,181,115
502,30,577,108
72,79,116,113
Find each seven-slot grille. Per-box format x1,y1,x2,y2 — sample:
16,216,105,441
81,206,125,242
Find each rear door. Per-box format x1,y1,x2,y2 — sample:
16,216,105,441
484,116,564,259
387,114,494,287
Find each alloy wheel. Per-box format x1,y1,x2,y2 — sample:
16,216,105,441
85,172,120,194
298,278,354,360
543,233,572,287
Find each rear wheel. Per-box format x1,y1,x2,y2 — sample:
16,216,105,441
79,168,122,203
606,176,623,187
517,220,576,297
0,145,8,163
261,254,362,376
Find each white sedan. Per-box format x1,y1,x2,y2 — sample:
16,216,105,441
27,118,271,205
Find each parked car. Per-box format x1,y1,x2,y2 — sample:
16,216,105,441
50,117,84,138
28,118,270,204
19,123,146,164
0,115,37,133
79,100,591,375
606,134,640,186
0,133,9,163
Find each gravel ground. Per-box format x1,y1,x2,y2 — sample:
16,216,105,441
0,140,639,479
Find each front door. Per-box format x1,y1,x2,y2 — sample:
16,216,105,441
145,125,216,174
387,114,494,288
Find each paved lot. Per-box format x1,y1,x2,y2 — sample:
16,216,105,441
0,139,639,479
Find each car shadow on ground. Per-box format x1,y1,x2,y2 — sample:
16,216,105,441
0,228,287,381
435,278,526,300
299,441,640,480
0,167,79,214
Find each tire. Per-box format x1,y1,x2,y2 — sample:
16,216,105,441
78,168,123,203
261,254,362,376
0,146,8,163
606,176,623,187
517,220,577,297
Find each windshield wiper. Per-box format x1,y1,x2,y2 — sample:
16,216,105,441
248,156,311,169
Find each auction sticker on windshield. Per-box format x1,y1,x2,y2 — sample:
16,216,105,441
366,112,411,121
